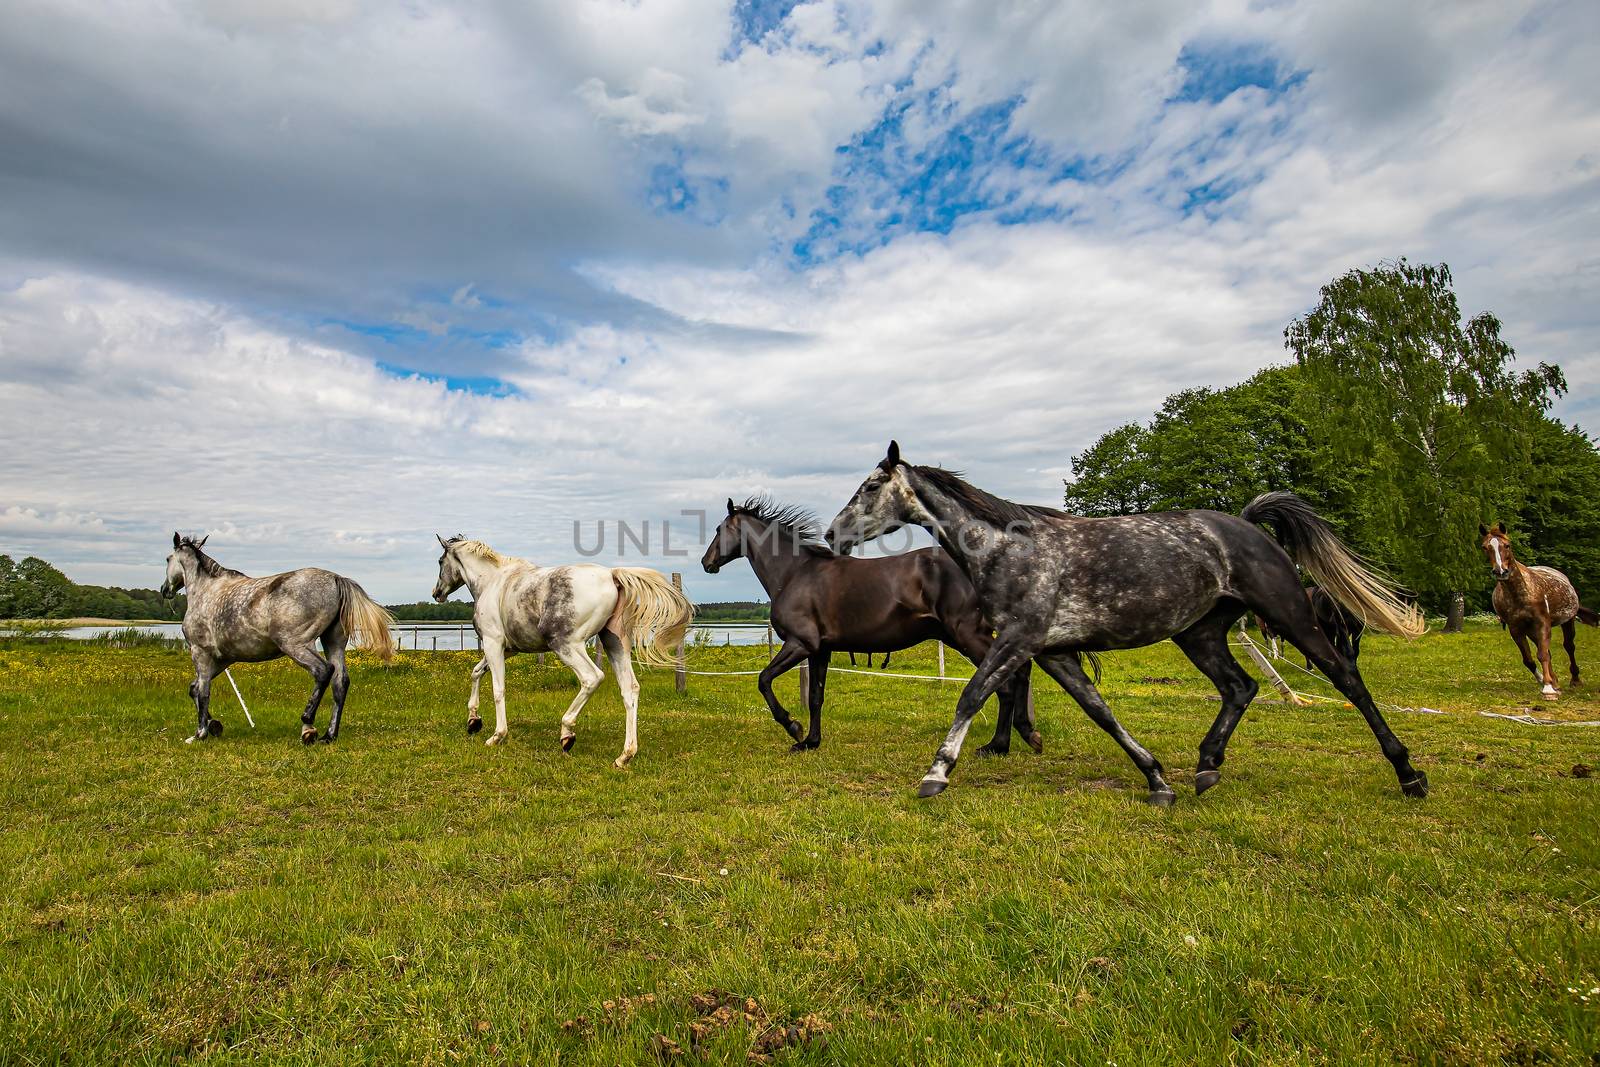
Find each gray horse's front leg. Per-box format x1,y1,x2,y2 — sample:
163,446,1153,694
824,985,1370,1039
920,642,1033,797
187,653,223,742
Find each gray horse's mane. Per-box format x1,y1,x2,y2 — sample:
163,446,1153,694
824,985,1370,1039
911,467,1067,529
177,535,243,578
731,497,834,557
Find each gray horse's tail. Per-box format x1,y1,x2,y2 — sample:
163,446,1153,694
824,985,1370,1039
609,568,694,669
1577,605,1600,627
1241,492,1426,639
336,576,397,661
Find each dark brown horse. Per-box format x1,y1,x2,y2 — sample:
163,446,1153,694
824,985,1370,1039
1480,522,1598,699
701,497,1036,755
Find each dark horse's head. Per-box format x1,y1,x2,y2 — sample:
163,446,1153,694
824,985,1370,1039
702,497,831,573
1479,522,1517,581
161,531,209,598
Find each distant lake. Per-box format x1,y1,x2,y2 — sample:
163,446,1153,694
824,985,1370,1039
46,621,771,650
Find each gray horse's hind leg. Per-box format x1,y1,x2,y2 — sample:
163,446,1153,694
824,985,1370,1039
1171,612,1258,795
284,644,335,744
598,628,640,767
319,627,350,743
1034,650,1175,806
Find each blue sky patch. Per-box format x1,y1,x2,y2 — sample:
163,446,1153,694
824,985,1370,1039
1174,41,1297,103
375,362,519,397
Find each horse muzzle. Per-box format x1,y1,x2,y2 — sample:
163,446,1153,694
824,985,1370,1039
1492,568,1511,582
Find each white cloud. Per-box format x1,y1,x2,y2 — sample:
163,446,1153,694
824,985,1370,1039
1,0,1597,607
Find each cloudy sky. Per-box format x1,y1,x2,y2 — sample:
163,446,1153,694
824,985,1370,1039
2,0,1597,605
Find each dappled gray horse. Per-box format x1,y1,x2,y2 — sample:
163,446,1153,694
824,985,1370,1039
431,536,693,766
161,533,395,743
827,442,1428,805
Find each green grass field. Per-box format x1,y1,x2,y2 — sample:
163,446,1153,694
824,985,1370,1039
1,623,1597,1065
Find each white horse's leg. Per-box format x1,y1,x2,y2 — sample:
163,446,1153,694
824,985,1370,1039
599,629,640,767
551,639,605,754
465,657,488,734
483,640,510,745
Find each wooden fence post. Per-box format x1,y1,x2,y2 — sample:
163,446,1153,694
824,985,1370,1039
672,572,687,694
765,621,773,660
798,660,810,709
937,641,945,679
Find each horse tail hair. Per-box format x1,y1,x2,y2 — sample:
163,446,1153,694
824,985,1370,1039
1577,606,1600,627
1079,651,1102,684
1241,491,1426,640
337,576,396,661
609,568,694,669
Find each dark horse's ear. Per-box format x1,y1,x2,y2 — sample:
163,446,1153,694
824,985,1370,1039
173,531,182,549
884,439,901,467
436,533,448,548
197,534,208,547
1495,522,1507,535
727,498,736,516
1479,523,1489,537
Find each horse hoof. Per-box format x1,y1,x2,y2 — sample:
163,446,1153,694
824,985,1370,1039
613,754,634,769
320,732,336,744
560,736,575,753
301,726,316,745
1026,731,1044,754
1194,770,1221,795
1401,773,1430,799
206,718,223,738
1542,689,1560,701
486,733,506,747
917,777,948,799
784,721,805,743
788,741,818,754
974,744,1007,758
1146,789,1177,808
466,717,483,735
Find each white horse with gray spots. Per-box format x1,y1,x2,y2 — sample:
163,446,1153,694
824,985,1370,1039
431,536,693,766
162,533,396,744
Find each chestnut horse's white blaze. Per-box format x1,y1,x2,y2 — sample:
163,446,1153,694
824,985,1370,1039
431,536,692,766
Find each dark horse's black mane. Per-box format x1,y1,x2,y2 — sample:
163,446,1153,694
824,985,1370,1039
179,535,243,579
732,496,835,558
912,466,1068,528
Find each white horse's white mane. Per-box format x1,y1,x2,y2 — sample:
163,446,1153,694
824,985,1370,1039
449,539,524,566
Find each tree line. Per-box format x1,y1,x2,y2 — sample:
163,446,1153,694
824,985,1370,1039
1064,259,1596,623
0,555,185,620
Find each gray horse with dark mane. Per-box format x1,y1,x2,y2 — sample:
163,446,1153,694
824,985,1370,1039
826,442,1428,805
162,534,395,743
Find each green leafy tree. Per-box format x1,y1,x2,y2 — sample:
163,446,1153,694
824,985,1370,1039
1517,419,1600,600
1286,259,1564,625
1065,366,1361,524
0,555,17,618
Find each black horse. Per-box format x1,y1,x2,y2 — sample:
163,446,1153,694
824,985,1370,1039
1259,585,1366,666
701,497,1036,755
827,442,1428,805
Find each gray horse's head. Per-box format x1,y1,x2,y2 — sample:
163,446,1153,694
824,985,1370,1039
432,535,467,602
826,440,917,554
161,531,207,597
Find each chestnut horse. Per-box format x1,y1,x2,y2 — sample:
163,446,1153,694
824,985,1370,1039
1479,522,1598,699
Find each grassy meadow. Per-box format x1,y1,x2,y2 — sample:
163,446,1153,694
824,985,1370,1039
0,622,1597,1065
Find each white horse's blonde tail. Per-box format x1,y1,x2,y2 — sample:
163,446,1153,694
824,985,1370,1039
337,576,397,661
609,568,694,669
1242,492,1427,639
